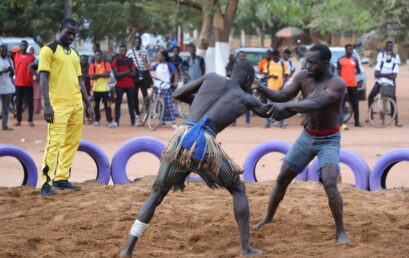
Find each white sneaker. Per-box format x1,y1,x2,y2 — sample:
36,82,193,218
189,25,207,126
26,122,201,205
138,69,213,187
108,122,117,128
171,124,178,129
94,121,100,126
133,122,141,127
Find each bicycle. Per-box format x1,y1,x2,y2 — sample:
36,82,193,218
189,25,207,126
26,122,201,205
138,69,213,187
138,77,170,131
368,84,397,128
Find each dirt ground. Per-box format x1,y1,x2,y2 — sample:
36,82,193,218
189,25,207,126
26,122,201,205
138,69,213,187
0,64,408,257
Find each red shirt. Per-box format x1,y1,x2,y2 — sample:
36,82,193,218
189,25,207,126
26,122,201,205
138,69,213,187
14,52,36,86
111,56,135,88
337,56,358,87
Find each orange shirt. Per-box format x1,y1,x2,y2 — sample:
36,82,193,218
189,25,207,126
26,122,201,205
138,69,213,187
337,56,358,87
88,61,112,92
258,58,269,73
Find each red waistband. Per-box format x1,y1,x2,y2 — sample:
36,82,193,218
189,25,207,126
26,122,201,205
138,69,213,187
305,125,340,136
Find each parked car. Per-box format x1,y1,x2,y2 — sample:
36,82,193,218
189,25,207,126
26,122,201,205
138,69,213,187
0,37,41,58
232,47,272,73
329,47,367,100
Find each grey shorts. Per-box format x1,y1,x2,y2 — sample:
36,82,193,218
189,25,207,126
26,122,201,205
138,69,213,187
284,130,341,174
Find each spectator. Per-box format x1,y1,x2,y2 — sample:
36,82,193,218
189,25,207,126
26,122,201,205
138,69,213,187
112,45,137,126
89,50,116,128
264,49,288,128
225,54,236,78
140,50,178,129
13,40,36,127
80,55,91,96
28,58,42,114
170,46,185,82
0,45,15,131
28,46,35,55
282,48,296,84
337,44,362,127
367,41,402,127
185,44,205,82
38,18,94,197
127,36,152,119
237,51,246,61
258,49,272,82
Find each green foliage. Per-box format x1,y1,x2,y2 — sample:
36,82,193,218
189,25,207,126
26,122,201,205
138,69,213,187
0,0,64,43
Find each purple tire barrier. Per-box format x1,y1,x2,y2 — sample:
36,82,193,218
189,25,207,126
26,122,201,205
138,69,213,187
78,140,111,185
111,136,165,184
308,149,370,190
243,140,308,182
369,149,409,191
0,144,38,187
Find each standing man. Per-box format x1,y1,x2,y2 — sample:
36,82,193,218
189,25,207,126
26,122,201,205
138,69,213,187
282,48,296,84
337,44,362,127
367,41,401,127
185,44,205,82
264,49,288,128
170,46,185,80
127,36,152,119
38,18,94,197
112,45,137,126
89,50,116,128
0,45,15,131
13,40,36,127
120,61,267,257
254,44,350,244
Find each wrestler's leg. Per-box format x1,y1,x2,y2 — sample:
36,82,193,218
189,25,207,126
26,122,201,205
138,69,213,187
226,180,262,256
253,164,298,230
321,165,351,243
120,189,169,257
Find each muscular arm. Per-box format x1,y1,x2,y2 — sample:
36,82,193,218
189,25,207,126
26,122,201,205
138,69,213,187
280,79,344,113
257,71,303,102
246,94,272,118
173,74,205,102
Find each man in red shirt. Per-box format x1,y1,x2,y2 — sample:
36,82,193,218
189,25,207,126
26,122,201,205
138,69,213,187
337,44,362,127
13,40,36,127
111,45,137,126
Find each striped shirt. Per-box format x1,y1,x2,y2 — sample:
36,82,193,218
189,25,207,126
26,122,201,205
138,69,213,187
126,48,150,72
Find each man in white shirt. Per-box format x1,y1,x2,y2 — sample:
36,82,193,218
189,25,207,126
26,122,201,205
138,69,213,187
126,36,152,118
367,41,401,127
0,45,15,130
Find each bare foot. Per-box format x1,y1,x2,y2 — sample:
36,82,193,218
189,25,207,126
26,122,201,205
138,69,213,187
252,219,272,230
336,232,351,243
240,247,263,256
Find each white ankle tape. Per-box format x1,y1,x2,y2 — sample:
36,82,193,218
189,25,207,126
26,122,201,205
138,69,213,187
130,219,148,238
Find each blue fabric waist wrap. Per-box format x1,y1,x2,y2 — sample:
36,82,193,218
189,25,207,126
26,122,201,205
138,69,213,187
180,115,216,162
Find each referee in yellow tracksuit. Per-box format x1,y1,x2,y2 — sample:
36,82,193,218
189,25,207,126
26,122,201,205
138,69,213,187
39,18,94,197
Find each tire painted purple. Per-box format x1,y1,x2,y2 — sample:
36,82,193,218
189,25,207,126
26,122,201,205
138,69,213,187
308,149,370,190
243,140,308,182
110,137,165,184
0,144,37,187
370,149,409,191
78,140,111,185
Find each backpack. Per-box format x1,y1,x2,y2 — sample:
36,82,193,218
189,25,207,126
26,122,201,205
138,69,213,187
379,52,397,86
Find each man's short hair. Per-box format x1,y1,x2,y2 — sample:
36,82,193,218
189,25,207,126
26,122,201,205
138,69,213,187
272,49,280,56
309,44,332,62
60,18,77,30
20,40,28,45
233,60,255,77
135,36,142,42
386,40,394,46
283,48,292,54
345,44,353,49
266,49,272,54
119,44,127,49
0,44,8,50
188,43,195,49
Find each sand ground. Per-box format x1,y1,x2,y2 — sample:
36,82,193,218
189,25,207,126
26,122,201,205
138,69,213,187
0,64,408,257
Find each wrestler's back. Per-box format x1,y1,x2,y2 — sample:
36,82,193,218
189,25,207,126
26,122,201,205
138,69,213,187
186,73,251,134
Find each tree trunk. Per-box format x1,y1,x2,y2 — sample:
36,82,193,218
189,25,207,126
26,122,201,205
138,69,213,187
213,0,239,76
64,0,72,18
196,11,214,56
